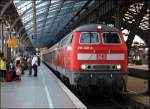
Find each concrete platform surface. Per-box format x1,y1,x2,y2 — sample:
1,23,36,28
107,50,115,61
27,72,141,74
0,64,86,108
128,64,148,70
127,76,150,108
128,64,148,79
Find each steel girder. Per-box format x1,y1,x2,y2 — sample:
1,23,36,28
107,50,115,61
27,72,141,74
0,0,30,45
126,1,148,51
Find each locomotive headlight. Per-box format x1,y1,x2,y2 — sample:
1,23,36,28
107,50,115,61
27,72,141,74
97,25,102,29
81,64,87,70
67,46,72,51
116,65,121,70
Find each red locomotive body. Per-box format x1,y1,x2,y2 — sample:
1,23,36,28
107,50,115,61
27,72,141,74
43,24,128,93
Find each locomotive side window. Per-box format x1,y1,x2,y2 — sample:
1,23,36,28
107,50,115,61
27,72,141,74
67,34,73,45
60,38,67,47
80,32,99,44
58,42,61,48
59,33,73,48
102,33,121,44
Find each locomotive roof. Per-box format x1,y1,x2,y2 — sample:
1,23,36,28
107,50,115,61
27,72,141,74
74,24,120,32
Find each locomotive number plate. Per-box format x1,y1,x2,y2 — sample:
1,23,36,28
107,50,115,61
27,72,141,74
97,54,107,60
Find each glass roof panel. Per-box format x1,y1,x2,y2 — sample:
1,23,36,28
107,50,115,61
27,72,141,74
35,0,41,4
13,0,88,47
36,9,46,16
22,15,33,23
51,0,61,4
36,7,47,13
26,22,33,27
36,17,45,22
36,2,49,9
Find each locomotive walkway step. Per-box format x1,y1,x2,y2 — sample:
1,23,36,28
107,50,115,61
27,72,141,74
0,63,86,108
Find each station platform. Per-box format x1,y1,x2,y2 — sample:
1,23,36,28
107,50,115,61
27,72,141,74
0,64,86,108
127,76,150,108
128,64,148,79
128,64,148,70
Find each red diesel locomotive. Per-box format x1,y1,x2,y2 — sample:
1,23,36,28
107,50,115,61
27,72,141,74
43,24,128,93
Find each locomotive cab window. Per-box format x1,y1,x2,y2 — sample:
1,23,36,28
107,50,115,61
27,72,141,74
80,32,99,44
66,34,73,45
102,33,121,44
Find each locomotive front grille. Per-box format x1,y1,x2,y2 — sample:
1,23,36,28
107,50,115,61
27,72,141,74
81,64,121,71
93,65,111,70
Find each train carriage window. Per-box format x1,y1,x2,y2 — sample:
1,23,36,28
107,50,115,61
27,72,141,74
80,32,99,44
102,33,121,44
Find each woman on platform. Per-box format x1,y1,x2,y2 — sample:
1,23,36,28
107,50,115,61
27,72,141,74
15,60,22,80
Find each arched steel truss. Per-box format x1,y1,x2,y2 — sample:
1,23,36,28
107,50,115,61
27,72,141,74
13,0,88,47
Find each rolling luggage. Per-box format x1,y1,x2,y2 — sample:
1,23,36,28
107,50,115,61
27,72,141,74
4,71,13,82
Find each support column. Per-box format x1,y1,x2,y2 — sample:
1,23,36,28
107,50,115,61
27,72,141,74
148,0,150,94
8,16,12,61
0,18,2,52
126,2,147,52
126,32,135,53
148,31,150,94
0,18,4,52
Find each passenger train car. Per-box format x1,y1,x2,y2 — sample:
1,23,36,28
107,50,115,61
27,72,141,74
42,24,128,93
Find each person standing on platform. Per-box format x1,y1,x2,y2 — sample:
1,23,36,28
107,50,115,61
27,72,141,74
0,52,7,82
15,53,22,80
0,52,2,81
21,55,25,74
0,52,3,82
38,56,41,66
15,53,21,66
27,56,32,76
15,60,22,80
32,53,38,77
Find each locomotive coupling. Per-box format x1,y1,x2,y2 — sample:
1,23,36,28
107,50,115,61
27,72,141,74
89,74,93,79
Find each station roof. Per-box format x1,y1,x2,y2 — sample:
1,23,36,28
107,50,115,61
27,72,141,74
11,0,149,48
123,2,149,31
13,0,88,48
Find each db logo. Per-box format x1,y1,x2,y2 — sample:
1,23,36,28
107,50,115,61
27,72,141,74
97,54,107,60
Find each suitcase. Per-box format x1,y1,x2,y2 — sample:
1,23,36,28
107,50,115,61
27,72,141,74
4,71,13,82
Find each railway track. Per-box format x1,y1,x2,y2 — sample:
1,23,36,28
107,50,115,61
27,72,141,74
109,98,131,109
76,92,131,109
78,91,148,109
